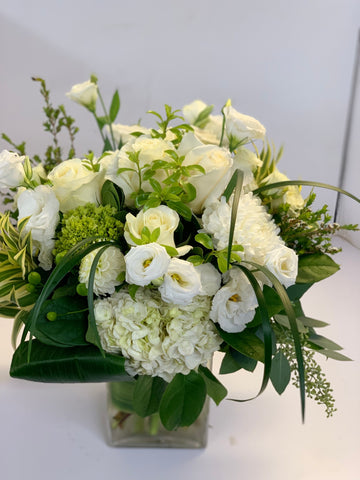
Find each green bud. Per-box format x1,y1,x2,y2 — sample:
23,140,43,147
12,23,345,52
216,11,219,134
26,283,36,293
28,271,41,285
46,311,57,322
76,283,88,296
55,251,67,264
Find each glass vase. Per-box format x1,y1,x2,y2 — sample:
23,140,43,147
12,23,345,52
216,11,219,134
106,379,209,448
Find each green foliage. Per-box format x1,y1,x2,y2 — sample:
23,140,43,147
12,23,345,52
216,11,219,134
297,253,340,283
133,376,167,417
254,142,283,185
148,104,193,144
274,322,338,416
10,340,128,383
54,203,123,255
273,193,358,255
193,105,214,128
159,371,207,430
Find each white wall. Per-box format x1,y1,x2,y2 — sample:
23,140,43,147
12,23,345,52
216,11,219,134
0,0,359,212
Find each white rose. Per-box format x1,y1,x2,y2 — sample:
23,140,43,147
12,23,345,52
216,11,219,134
183,144,233,213
182,100,208,124
262,168,304,212
233,147,262,190
48,158,104,212
159,258,202,305
283,186,304,213
0,150,25,188
125,205,179,247
127,136,175,167
79,246,125,296
125,243,170,286
262,168,289,196
224,105,266,143
264,246,298,288
17,185,60,270
210,268,259,333
66,80,98,111
106,124,150,148
195,263,222,296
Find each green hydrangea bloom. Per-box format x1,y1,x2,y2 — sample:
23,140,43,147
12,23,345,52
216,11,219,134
54,203,123,255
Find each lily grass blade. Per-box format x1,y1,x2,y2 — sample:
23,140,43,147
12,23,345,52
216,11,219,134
244,261,306,422
229,265,273,401
253,180,360,205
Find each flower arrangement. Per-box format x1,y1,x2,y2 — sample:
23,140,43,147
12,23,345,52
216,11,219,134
0,76,358,434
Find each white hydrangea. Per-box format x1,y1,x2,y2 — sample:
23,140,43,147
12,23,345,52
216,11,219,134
210,268,259,333
79,246,125,296
94,288,221,382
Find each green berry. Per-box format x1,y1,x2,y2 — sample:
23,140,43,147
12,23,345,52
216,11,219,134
28,271,41,285
26,283,36,293
46,311,57,322
76,283,88,296
55,251,67,264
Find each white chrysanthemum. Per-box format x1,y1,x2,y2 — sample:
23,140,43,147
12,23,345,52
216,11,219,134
79,246,125,296
159,258,202,305
210,268,259,333
94,289,221,382
202,193,283,264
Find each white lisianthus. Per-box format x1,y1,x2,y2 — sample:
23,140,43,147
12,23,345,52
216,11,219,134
125,205,179,248
264,245,298,288
183,144,233,213
182,99,208,124
159,258,202,305
195,263,222,296
66,80,98,111
210,268,259,333
224,105,266,143
0,150,25,188
17,185,60,270
106,123,150,147
48,158,104,212
233,147,262,190
125,243,170,286
79,247,125,296
193,115,225,146
94,289,221,381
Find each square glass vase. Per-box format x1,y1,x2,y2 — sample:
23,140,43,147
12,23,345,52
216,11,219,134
106,380,209,448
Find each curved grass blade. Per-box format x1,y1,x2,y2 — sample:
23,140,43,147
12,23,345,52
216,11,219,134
221,169,244,270
22,238,116,359
244,261,306,422
253,180,360,204
228,265,273,401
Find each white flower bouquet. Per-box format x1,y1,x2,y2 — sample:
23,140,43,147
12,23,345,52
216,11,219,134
0,76,358,434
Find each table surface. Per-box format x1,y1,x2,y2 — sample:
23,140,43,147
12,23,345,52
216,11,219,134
0,237,359,480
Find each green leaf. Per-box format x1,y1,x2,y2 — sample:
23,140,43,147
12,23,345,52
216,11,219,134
274,314,308,334
186,255,203,266
220,349,257,374
286,282,313,301
307,333,343,351
103,136,112,153
297,316,329,328
159,371,206,430
217,327,265,362
315,349,352,361
133,376,167,417
109,90,120,123
166,201,192,221
198,365,227,405
270,350,291,394
195,233,213,250
193,105,214,128
10,340,127,382
297,254,340,283
109,380,136,413
29,295,89,347
247,286,283,327
226,169,244,269
128,284,139,300
101,179,125,211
